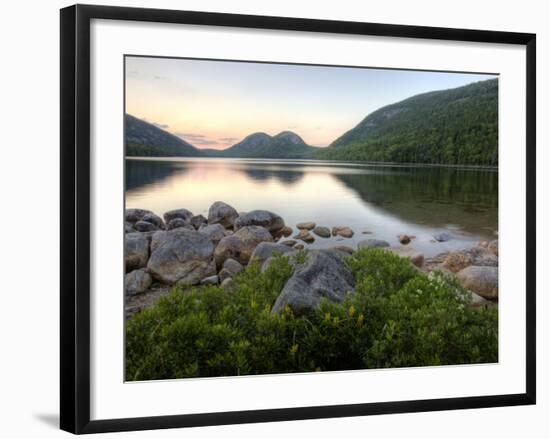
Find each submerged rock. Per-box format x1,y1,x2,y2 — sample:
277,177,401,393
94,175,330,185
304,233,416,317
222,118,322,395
397,234,412,244
313,226,331,238
147,229,215,285
271,249,355,315
208,201,239,228
234,210,285,234
332,226,354,238
294,229,315,243
296,221,316,230
214,225,273,267
456,266,498,299
433,232,451,242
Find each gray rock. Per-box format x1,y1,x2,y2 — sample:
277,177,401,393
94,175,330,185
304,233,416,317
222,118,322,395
433,232,451,242
200,275,219,285
125,233,150,272
488,240,498,256
273,226,293,240
330,245,355,255
442,247,498,273
261,251,302,273
358,238,390,249
281,239,297,247
222,258,244,276
214,225,273,267
271,249,355,315
190,214,207,229
134,220,157,232
150,230,168,253
387,246,424,267
142,212,164,229
221,277,235,292
167,218,193,231
126,231,157,241
249,242,296,266
199,223,227,244
208,201,239,228
466,291,492,308
125,208,155,224
218,268,233,283
313,226,331,238
125,268,152,296
163,208,194,224
147,229,215,285
296,222,316,230
456,266,498,299
125,221,135,234
234,210,285,234
294,244,305,250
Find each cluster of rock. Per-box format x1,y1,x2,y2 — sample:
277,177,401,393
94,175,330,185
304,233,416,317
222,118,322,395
125,202,499,316
423,240,499,303
126,203,283,294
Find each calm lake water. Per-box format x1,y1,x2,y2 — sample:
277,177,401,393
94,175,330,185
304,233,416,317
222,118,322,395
125,158,498,258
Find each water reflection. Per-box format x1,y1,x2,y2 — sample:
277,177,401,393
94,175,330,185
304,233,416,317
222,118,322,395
125,158,498,257
334,167,498,233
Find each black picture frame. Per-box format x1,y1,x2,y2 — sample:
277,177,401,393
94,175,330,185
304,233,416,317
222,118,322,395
60,4,536,434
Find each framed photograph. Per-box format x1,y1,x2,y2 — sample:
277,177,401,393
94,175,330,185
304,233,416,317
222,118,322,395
60,4,536,434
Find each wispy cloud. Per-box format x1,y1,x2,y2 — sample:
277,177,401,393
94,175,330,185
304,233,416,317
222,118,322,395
176,132,219,146
153,122,169,129
219,137,239,144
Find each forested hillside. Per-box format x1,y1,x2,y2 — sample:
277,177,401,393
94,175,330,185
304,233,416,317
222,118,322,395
125,114,204,157
316,79,498,166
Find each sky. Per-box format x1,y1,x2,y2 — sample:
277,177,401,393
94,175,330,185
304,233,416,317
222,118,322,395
125,56,496,149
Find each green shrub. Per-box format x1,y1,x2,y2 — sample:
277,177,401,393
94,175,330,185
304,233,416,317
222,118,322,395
125,248,498,381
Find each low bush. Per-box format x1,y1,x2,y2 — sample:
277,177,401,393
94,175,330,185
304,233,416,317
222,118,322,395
125,248,498,381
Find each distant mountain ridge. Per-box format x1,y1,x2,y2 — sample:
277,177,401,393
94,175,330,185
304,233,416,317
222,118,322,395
125,114,204,157
316,79,498,166
206,131,319,159
125,78,498,165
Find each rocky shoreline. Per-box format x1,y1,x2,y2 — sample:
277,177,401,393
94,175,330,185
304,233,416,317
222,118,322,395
125,202,499,317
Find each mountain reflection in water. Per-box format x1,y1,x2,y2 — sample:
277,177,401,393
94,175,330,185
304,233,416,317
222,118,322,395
126,157,498,257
